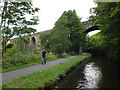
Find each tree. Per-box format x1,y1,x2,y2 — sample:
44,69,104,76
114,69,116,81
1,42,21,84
0,2,40,56
89,2,120,61
39,10,85,55
40,16,71,56
50,16,71,56
85,33,107,54
39,30,51,52
63,10,86,53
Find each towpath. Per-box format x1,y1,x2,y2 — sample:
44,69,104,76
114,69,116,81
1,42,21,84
2,53,86,85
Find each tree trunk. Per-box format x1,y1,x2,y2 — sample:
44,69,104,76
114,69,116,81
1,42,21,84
1,2,8,56
79,46,83,54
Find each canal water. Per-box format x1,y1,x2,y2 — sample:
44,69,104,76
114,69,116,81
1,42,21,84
54,55,120,89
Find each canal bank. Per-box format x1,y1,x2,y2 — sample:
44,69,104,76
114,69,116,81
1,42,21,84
53,55,120,89
43,54,91,88
2,53,91,88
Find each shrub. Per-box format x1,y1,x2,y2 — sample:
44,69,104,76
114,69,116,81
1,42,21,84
33,48,41,55
6,45,19,56
5,42,14,49
69,52,77,55
2,54,42,70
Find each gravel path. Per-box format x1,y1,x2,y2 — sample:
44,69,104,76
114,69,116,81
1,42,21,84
2,53,86,85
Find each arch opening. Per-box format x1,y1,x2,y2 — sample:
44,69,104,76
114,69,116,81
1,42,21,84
84,26,100,33
31,37,36,46
87,30,100,37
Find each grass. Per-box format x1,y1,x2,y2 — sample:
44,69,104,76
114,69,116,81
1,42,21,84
2,54,71,73
2,53,91,88
46,54,71,62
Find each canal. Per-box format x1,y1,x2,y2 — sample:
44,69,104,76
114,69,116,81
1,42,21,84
54,55,120,89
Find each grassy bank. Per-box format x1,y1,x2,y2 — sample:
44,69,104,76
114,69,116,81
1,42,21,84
2,53,91,88
2,54,71,73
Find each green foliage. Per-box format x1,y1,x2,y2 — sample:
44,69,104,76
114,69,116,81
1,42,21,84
13,36,30,53
50,30,71,56
33,48,41,54
50,15,71,56
1,2,40,56
39,30,51,52
85,33,106,53
6,45,19,56
40,10,85,55
89,2,120,61
2,53,71,72
20,36,30,44
0,33,2,58
5,42,14,49
63,10,86,53
2,54,41,71
68,51,77,55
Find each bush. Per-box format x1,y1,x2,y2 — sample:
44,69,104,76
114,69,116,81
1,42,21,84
6,45,19,56
5,42,14,49
68,52,77,55
2,54,41,70
33,48,41,54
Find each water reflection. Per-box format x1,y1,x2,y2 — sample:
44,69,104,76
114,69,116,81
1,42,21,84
77,62,102,89
54,57,120,88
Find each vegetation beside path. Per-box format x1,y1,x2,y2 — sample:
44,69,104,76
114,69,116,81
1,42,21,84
2,53,91,88
2,54,71,73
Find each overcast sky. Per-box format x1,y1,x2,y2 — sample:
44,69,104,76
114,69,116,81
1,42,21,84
30,0,100,36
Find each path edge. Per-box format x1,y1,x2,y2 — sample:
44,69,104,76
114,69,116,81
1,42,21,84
40,54,92,89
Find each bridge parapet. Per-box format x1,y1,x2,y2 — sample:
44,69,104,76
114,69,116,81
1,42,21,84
82,21,93,29
82,21,99,33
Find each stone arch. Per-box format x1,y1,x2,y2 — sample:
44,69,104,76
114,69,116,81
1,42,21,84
84,26,100,33
31,37,36,46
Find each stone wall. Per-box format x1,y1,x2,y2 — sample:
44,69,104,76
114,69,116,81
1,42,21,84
10,32,42,53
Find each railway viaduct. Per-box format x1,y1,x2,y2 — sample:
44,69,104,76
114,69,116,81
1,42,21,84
11,21,99,52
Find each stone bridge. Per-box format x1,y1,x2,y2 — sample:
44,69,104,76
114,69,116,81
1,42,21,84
82,21,99,33
11,21,99,52
29,21,99,47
